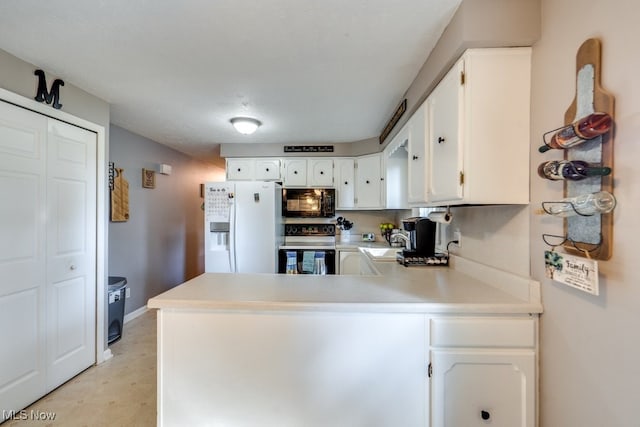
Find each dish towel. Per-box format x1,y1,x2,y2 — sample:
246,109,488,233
302,251,316,273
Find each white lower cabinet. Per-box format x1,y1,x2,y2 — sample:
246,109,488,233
428,316,537,427
430,349,535,427
155,306,538,426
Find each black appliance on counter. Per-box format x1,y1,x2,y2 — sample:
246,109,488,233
396,217,447,267
282,188,335,218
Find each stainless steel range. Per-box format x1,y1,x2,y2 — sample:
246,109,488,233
278,221,336,274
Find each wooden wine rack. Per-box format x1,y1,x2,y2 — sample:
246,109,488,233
561,38,615,260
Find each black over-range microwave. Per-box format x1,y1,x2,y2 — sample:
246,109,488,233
282,188,335,217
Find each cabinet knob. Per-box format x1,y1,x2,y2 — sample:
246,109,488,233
237,168,241,172
294,170,298,174
320,171,324,175
438,136,446,144
480,410,491,421
366,180,370,184
412,155,419,160
70,265,77,271
266,168,270,172
344,181,348,185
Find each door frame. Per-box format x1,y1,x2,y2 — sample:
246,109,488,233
0,87,108,364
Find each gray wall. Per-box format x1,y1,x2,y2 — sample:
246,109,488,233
531,0,640,425
108,125,224,315
409,0,639,424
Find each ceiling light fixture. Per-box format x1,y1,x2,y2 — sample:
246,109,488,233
230,117,261,135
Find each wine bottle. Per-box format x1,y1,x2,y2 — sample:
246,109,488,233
537,160,611,181
539,112,612,153
544,191,616,217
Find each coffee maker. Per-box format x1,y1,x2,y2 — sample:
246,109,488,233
401,217,437,257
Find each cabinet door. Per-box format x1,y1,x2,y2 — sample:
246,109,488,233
254,159,281,181
226,159,255,181
431,349,535,427
334,158,355,209
355,154,383,209
307,158,333,187
384,123,409,209
282,159,307,187
428,58,464,203
407,102,429,205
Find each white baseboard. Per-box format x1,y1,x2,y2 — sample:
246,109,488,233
124,305,148,324
102,348,113,362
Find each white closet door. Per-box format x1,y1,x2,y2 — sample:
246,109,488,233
0,101,48,416
45,119,97,390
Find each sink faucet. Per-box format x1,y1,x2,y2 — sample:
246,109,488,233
390,230,411,250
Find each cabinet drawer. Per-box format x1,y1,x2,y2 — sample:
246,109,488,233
430,317,535,348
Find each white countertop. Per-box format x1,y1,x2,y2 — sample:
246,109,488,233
148,251,542,314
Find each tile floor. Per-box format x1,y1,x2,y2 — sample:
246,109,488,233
6,310,157,427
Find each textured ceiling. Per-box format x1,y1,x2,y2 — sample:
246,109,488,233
0,0,461,162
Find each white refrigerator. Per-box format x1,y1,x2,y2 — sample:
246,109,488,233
204,181,283,273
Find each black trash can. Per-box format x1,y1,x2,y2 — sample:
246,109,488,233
108,276,127,344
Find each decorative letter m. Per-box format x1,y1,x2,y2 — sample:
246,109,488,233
34,69,64,109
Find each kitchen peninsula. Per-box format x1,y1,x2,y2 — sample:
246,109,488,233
148,254,542,427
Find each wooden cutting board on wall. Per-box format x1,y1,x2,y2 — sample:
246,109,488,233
110,167,130,222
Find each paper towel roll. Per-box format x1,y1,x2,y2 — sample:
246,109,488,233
428,211,452,224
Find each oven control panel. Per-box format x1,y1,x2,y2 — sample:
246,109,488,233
285,223,336,237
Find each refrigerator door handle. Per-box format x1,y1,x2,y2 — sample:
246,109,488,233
229,199,237,272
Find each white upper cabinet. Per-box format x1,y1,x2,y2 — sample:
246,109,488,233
334,158,355,209
254,159,281,181
384,124,409,209
428,58,464,203
282,158,307,186
226,158,255,181
406,102,430,205
282,158,334,187
307,158,334,187
355,153,384,209
226,158,281,181
426,47,531,206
